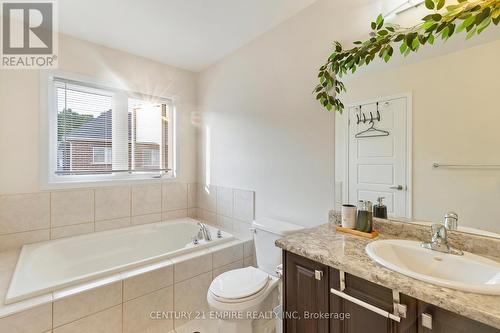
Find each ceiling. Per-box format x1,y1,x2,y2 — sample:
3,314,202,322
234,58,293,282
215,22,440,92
58,0,321,71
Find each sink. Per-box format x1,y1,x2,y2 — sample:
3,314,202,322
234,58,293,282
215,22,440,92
366,239,500,295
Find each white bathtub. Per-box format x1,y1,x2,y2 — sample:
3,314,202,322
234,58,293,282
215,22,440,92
6,218,233,304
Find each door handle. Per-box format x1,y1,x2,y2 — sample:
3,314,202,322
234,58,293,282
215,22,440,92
390,185,403,190
315,270,323,280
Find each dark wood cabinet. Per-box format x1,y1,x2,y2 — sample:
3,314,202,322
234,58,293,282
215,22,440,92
283,251,329,333
417,301,498,333
283,250,499,333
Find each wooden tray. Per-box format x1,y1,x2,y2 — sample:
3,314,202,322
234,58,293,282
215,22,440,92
336,226,379,239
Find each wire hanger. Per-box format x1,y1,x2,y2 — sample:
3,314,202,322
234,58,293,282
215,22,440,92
355,102,389,138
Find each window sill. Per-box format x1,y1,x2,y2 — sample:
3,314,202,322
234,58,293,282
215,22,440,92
41,174,177,191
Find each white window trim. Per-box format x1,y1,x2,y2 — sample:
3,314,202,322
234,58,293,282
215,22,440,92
39,70,178,190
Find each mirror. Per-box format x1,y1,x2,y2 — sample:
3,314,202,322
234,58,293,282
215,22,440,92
334,36,500,239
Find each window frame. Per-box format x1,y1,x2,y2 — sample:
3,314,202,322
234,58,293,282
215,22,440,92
40,70,177,189
92,147,112,165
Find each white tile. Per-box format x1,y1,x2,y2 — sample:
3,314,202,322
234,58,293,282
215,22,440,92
0,229,50,251
243,239,255,258
131,184,161,216
244,256,256,268
123,263,173,301
95,186,130,221
172,251,212,283
187,208,198,219
95,217,131,232
212,260,243,279
53,305,122,333
51,189,94,227
198,209,216,225
162,209,187,221
0,303,52,333
53,281,122,327
216,187,233,217
123,287,173,333
216,215,234,230
233,219,254,240
131,213,162,225
233,189,255,222
51,223,94,240
197,184,216,212
212,243,244,268
174,272,212,328
162,183,188,211
0,193,50,234
187,183,198,208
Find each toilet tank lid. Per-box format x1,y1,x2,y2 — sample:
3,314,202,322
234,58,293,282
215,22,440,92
252,217,305,236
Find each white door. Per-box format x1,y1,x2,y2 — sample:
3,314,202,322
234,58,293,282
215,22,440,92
347,97,409,218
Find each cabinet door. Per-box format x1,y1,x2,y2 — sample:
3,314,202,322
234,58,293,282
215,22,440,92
284,251,329,333
418,301,499,333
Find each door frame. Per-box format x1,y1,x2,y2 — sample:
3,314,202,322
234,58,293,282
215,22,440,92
341,92,413,219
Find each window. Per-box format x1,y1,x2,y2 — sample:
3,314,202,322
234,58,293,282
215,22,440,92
92,147,112,165
48,75,174,184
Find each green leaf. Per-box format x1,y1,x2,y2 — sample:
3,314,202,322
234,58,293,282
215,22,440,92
394,34,405,42
432,14,442,21
427,34,435,44
436,0,445,10
399,42,407,54
425,0,434,10
466,27,477,39
376,14,383,25
371,21,377,30
457,15,476,33
477,17,491,34
411,37,419,50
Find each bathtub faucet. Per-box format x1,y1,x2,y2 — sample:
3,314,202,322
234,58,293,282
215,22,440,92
197,222,213,241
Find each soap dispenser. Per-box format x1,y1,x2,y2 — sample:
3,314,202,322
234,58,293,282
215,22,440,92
373,197,387,219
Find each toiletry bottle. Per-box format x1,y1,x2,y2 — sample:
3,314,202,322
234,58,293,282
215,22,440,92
355,201,368,232
365,201,373,233
373,197,387,219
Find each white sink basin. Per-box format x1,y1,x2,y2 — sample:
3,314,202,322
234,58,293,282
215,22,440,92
366,239,500,295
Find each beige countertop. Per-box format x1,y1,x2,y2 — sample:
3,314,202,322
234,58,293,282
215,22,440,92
276,223,500,330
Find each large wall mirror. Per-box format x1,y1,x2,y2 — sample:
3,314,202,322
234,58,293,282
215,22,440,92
334,32,500,239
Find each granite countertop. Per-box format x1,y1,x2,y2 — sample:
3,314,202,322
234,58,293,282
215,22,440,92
275,223,500,329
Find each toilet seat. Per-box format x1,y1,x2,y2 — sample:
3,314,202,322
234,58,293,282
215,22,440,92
209,266,269,302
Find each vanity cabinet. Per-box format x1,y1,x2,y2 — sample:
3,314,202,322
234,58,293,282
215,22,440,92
283,251,499,333
283,251,330,333
417,301,498,333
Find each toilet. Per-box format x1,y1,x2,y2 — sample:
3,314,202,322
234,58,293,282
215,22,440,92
207,218,304,333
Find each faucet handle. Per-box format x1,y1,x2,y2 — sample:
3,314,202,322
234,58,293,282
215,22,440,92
444,211,458,230
431,224,447,242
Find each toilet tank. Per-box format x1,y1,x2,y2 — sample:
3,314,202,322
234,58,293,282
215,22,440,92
252,218,304,276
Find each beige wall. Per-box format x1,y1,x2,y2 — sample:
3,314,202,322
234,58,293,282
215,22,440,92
0,34,198,194
336,40,500,232
196,0,375,226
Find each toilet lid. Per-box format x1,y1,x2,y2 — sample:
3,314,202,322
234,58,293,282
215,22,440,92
209,266,269,300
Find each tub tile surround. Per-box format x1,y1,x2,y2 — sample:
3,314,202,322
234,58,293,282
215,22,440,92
0,182,257,331
0,182,256,251
0,238,256,332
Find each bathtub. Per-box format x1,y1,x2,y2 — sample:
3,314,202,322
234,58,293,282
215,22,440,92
5,218,233,304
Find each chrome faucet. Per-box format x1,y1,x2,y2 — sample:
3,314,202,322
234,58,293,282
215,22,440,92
197,222,212,241
421,224,463,255
444,211,458,231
